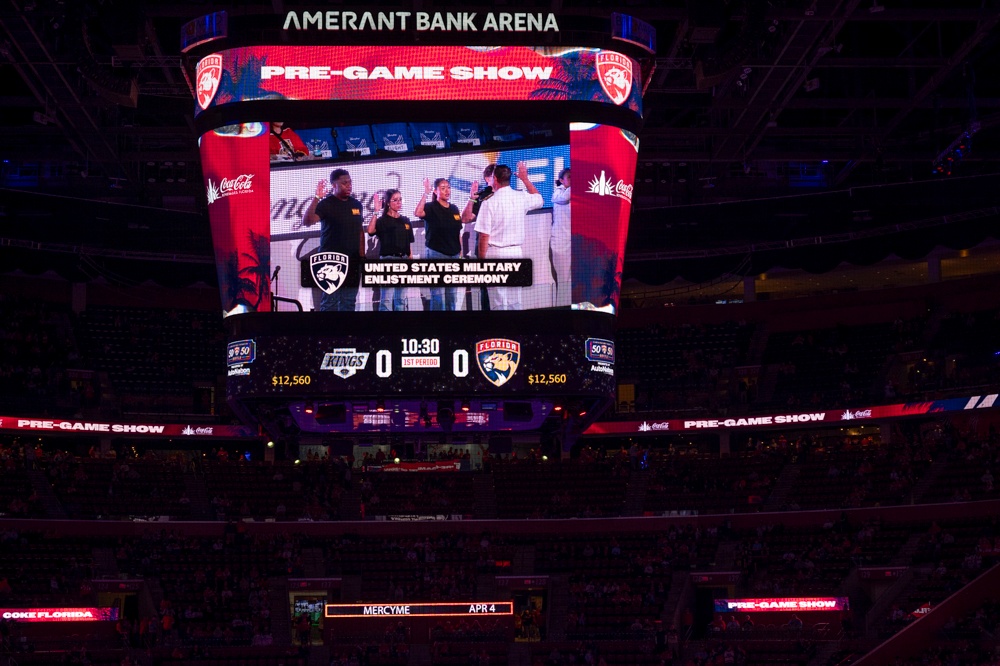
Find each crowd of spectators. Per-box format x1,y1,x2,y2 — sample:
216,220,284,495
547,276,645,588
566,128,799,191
0,295,87,415
541,641,633,666
430,616,508,642
327,640,409,666
0,512,998,665
314,532,505,601
565,576,664,639
905,308,1000,398
113,530,294,648
617,321,753,414
0,529,93,606
873,599,1000,666
0,418,993,527
359,473,468,517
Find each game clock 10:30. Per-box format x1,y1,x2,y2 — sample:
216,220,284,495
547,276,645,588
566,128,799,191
401,338,439,355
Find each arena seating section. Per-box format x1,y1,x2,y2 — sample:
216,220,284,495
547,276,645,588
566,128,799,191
1,277,1000,665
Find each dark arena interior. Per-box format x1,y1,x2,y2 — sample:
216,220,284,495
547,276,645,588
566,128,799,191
1,1,1000,665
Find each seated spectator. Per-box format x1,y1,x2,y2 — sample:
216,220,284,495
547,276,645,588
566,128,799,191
269,121,310,161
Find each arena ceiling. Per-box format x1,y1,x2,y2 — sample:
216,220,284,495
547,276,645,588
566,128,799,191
1,0,998,284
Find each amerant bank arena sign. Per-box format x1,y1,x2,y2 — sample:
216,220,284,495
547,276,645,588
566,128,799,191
281,11,560,33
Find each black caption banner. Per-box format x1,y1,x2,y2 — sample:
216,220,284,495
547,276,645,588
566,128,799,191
361,259,532,287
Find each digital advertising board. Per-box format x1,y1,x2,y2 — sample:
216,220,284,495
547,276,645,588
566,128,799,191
205,121,634,304
0,608,120,623
194,45,643,117
186,13,654,435
714,598,850,613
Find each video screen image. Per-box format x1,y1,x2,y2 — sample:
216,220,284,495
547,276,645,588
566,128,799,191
201,121,637,318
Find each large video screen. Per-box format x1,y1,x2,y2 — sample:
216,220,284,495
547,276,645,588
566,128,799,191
195,39,643,408
201,121,637,318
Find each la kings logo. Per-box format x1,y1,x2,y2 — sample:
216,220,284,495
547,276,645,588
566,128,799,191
321,348,370,378
310,252,350,294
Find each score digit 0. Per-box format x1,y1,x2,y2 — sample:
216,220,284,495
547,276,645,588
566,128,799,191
376,350,392,378
453,349,468,378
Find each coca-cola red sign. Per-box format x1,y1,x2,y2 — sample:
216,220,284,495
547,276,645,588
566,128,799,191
207,173,255,205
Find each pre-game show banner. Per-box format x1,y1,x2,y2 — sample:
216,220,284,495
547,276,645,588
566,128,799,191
194,46,642,117
0,416,255,438
584,392,1000,435
714,598,849,613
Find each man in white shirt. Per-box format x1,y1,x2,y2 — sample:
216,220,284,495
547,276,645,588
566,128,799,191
550,168,572,307
474,162,543,310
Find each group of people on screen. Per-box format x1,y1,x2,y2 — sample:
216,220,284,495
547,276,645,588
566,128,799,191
301,162,572,313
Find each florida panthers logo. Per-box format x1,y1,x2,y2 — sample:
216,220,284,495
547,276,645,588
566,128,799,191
310,252,350,295
476,339,521,387
195,54,222,110
595,51,633,106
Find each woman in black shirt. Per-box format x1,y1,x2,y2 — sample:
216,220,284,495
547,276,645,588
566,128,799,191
368,188,414,311
415,177,463,311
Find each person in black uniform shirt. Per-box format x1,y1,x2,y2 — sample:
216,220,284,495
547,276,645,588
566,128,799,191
414,177,463,311
303,168,365,311
367,188,414,311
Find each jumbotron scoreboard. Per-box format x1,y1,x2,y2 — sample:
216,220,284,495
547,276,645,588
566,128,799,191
182,9,655,436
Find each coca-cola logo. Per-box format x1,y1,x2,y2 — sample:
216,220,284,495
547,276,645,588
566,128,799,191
840,409,873,421
206,174,254,205
585,170,633,202
181,425,215,436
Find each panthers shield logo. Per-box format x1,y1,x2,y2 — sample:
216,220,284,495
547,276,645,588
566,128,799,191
595,51,633,106
195,54,222,111
476,339,521,387
310,252,350,294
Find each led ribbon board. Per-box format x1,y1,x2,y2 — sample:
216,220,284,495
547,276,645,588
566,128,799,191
714,598,849,612
0,608,120,622
326,601,514,618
